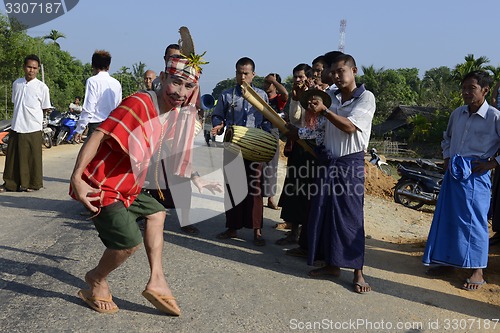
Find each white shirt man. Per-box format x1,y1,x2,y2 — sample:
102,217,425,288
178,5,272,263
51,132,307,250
11,77,51,133
76,71,122,135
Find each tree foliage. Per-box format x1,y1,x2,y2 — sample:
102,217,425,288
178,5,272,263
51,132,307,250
358,67,419,123
43,29,65,48
0,14,85,117
451,54,490,83
112,66,137,98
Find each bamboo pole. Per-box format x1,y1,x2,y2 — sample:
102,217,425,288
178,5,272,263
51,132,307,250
240,81,316,157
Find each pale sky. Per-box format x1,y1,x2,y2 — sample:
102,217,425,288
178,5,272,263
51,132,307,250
2,0,499,95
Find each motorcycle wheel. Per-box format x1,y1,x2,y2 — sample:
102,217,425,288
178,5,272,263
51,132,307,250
55,129,68,146
394,179,425,210
379,164,391,176
43,133,52,148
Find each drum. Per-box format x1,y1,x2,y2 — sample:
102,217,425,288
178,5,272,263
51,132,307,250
223,125,278,162
193,119,202,136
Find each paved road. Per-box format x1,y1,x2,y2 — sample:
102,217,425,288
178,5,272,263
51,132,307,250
0,137,498,333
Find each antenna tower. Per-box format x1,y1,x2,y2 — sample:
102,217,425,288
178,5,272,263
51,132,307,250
338,19,347,52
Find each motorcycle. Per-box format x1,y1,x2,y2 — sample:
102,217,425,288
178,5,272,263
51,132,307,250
369,148,391,176
42,111,53,148
0,119,11,155
394,159,444,210
47,109,63,143
54,112,79,146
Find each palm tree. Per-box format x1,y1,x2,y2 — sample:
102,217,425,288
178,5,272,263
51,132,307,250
43,29,65,48
451,54,490,83
132,62,147,89
485,65,500,83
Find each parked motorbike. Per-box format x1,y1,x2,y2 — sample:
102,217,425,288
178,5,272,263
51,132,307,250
42,111,53,148
47,109,63,143
54,112,79,146
0,119,11,155
394,159,444,210
369,148,391,176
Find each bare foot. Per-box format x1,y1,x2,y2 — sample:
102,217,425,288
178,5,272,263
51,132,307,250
353,269,371,294
84,270,118,312
462,269,486,291
253,228,266,246
144,275,180,315
267,198,280,210
144,273,174,298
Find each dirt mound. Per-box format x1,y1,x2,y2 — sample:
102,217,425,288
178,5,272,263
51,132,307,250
364,159,396,200
279,145,396,200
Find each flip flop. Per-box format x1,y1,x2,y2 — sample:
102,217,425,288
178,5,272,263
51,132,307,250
180,226,200,235
216,230,237,240
275,236,297,246
462,278,486,291
77,289,119,314
266,203,281,210
274,222,292,230
286,247,307,258
142,290,181,316
353,281,372,294
253,237,266,246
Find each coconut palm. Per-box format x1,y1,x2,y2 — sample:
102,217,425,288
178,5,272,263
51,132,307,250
43,29,65,48
452,54,490,83
485,65,500,83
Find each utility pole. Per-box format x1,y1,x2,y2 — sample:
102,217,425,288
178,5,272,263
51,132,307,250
339,19,347,53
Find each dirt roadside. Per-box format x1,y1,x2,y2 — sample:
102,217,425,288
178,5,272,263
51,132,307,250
278,142,499,307
362,160,500,307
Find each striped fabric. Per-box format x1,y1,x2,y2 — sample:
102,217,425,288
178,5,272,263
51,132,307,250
69,91,197,208
166,57,200,83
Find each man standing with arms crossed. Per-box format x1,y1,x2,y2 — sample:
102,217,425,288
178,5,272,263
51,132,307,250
0,54,51,193
73,50,122,143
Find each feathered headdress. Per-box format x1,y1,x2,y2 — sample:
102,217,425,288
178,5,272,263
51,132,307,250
178,26,208,73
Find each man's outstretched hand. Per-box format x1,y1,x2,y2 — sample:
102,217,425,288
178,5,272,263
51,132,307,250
192,176,223,195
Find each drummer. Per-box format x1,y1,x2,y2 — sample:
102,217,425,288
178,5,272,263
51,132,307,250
211,57,271,246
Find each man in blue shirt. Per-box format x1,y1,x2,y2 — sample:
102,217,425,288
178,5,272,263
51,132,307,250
212,57,271,246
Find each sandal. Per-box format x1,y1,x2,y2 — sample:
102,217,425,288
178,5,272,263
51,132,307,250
275,236,297,246
274,222,292,230
216,230,237,240
180,226,200,235
353,281,372,294
285,247,307,258
462,278,486,291
266,202,281,210
253,237,266,246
